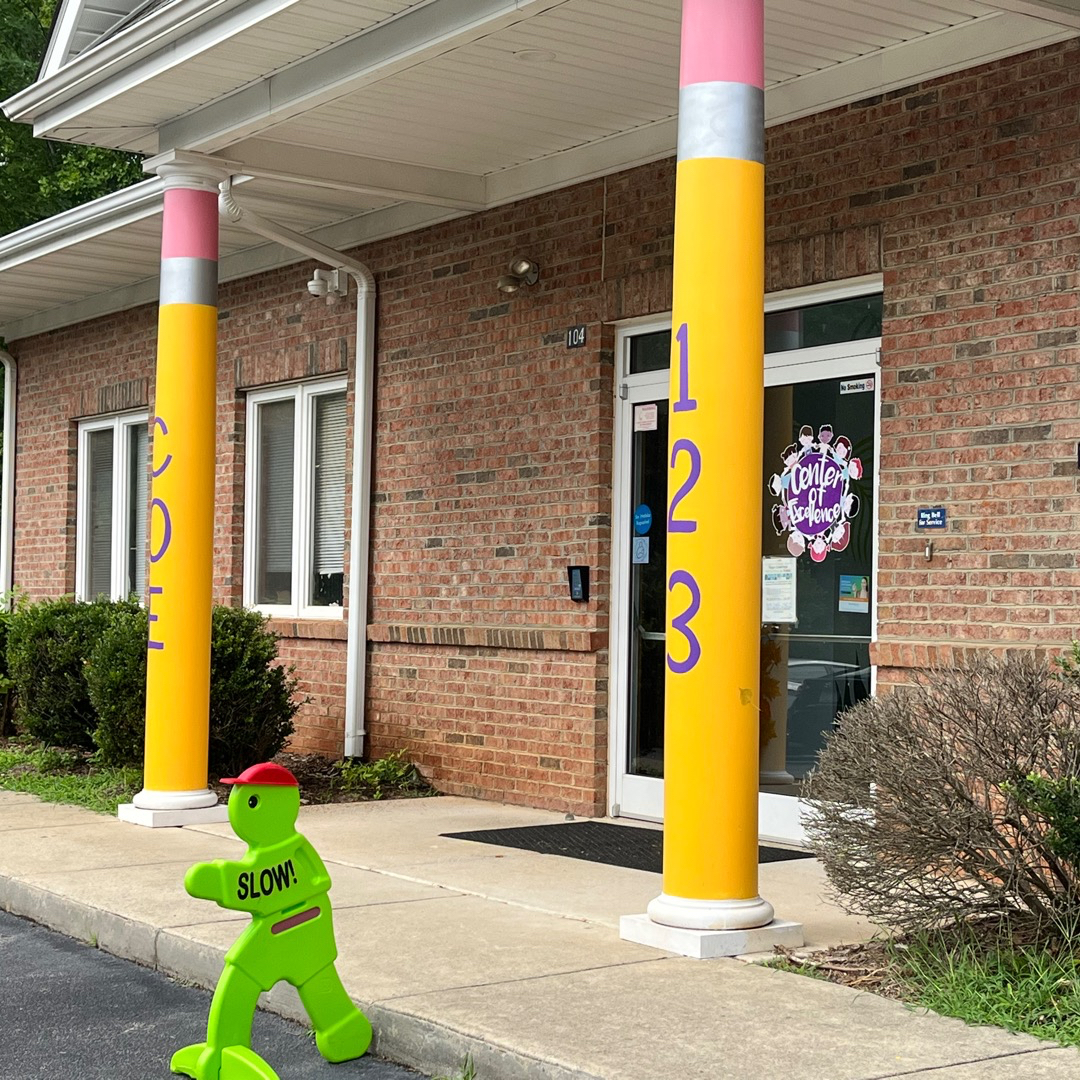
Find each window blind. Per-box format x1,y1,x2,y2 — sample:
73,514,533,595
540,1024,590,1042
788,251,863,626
312,391,347,576
126,423,148,599
256,399,295,604
87,429,114,598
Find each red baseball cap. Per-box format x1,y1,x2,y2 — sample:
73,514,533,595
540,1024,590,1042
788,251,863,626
221,762,299,787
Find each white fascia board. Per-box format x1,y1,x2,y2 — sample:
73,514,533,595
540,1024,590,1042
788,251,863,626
766,12,1078,127
156,0,568,154
0,178,162,273
4,0,296,131
40,0,88,79
216,140,488,211
988,0,1080,27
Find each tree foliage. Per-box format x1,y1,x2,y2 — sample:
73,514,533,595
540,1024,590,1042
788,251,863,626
0,0,145,236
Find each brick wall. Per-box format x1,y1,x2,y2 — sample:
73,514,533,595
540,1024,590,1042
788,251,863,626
761,43,1080,680
7,40,1080,811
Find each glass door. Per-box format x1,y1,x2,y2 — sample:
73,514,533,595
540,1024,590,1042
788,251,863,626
758,354,877,843
611,322,879,843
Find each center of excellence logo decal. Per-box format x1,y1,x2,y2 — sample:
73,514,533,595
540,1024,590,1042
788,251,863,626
768,424,863,562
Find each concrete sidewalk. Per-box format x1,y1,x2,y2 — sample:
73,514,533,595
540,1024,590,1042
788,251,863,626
1,791,1077,1080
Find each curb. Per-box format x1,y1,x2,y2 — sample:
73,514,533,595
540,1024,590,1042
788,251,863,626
0,875,600,1080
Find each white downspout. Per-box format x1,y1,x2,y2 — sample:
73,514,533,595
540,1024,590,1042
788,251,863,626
0,349,16,599
219,184,374,759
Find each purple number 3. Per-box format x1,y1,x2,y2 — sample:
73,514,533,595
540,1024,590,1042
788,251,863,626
667,569,702,674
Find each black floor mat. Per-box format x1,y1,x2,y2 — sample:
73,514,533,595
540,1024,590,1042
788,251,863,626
441,820,813,874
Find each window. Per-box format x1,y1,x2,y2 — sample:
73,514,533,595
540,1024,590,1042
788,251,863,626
244,380,348,618
76,412,149,601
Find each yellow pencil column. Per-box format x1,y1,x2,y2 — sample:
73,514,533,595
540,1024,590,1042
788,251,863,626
119,154,229,828
621,0,803,957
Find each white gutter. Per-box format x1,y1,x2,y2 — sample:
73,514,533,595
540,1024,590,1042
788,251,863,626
219,183,374,759
0,350,16,599
0,178,162,272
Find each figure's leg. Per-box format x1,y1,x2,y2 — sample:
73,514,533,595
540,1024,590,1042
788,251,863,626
171,964,267,1079
296,964,372,1063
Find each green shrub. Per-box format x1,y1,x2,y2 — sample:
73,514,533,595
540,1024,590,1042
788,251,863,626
208,606,300,779
86,606,149,766
336,750,428,800
7,597,138,748
14,598,300,776
0,590,26,737
1006,774,1080,871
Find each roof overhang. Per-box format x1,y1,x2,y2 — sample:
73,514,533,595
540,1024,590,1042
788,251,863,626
2,0,1079,341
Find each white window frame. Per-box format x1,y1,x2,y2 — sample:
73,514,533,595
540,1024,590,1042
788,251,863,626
75,410,149,602
244,378,348,620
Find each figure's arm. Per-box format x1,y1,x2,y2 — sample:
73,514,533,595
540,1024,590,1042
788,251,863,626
184,859,235,906
292,839,332,897
185,858,271,912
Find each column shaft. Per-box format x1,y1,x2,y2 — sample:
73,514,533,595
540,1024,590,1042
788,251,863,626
652,0,772,930
134,179,220,811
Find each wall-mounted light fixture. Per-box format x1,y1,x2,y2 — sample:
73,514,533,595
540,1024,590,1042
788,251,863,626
497,257,540,294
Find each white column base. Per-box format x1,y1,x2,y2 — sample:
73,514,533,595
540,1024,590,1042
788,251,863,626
132,786,220,811
620,912,804,958
118,802,229,828
647,892,775,930
119,787,228,828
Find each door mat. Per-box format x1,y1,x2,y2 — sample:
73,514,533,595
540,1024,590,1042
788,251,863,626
441,821,813,874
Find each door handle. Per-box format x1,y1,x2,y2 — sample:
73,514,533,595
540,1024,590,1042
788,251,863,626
638,627,666,642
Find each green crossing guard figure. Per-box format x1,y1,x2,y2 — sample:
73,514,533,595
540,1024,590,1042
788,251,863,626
171,762,372,1080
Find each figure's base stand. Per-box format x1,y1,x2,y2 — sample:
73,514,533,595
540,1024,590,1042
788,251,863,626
171,1042,278,1079
118,803,229,828
620,913,804,958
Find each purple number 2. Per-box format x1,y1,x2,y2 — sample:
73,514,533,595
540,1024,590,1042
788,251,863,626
668,439,701,533
667,569,702,674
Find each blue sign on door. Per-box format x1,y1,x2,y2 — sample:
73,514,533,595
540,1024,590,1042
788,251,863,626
633,504,652,535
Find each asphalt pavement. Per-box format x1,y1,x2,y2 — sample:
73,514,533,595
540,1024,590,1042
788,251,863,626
0,909,427,1080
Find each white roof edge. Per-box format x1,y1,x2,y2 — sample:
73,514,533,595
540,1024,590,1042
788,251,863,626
0,178,162,272
3,0,250,122
39,0,84,80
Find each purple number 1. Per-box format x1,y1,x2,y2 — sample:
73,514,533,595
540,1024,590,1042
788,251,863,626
673,322,697,413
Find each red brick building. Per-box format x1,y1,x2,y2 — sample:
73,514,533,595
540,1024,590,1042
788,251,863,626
1,2,1078,845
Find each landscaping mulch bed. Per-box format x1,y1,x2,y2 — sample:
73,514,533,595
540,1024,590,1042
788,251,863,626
774,939,905,998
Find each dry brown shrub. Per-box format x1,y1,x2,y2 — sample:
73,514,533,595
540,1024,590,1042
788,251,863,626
804,652,1080,931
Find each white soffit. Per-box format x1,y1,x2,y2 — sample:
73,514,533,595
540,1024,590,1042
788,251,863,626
15,0,425,152
2,0,1079,340
0,176,420,340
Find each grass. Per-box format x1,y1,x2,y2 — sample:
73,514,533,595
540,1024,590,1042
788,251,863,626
774,921,1080,1049
432,1055,476,1080
891,927,1080,1047
0,740,141,814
